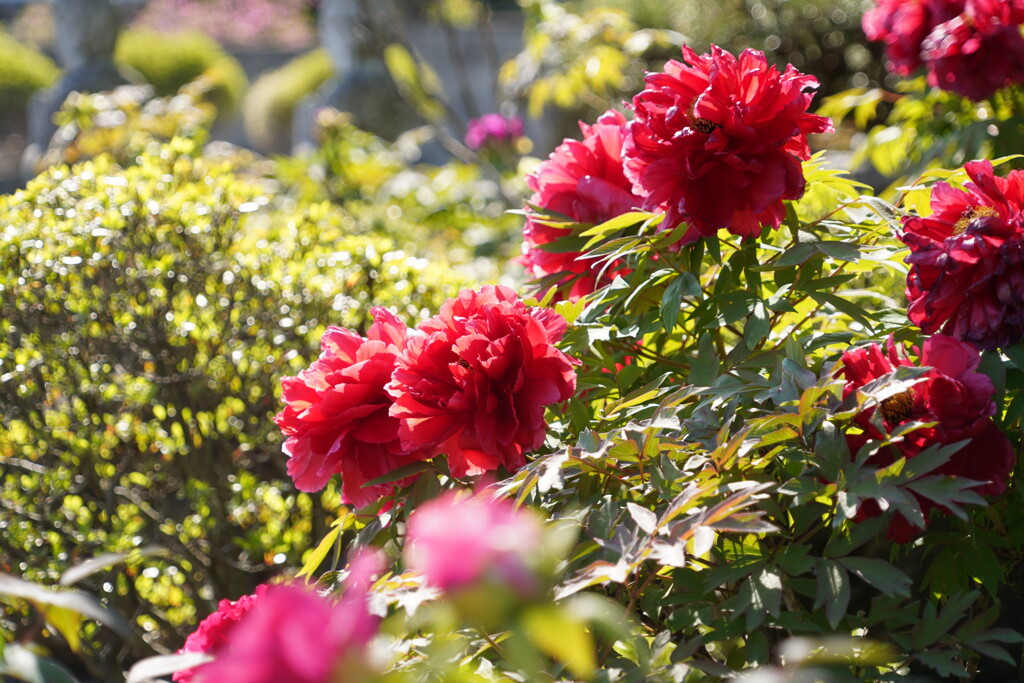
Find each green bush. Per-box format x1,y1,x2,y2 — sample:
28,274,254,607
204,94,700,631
115,29,248,115
0,138,468,674
0,29,59,128
243,48,335,153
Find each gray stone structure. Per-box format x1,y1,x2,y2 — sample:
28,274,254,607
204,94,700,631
22,0,130,178
292,0,419,151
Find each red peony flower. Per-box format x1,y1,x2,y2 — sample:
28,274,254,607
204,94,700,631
863,0,964,76
388,285,579,478
901,160,1024,350
174,585,267,683
840,334,1013,543
522,109,641,300
921,0,1024,101
623,45,833,244
192,553,383,683
404,491,544,593
275,308,430,507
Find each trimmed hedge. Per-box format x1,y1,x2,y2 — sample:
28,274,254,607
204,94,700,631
243,48,335,153
115,30,248,115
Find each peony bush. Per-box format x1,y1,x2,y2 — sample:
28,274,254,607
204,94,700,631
9,9,1024,683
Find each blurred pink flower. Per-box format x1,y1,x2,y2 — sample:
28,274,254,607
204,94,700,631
193,551,383,683
404,492,544,593
465,113,524,150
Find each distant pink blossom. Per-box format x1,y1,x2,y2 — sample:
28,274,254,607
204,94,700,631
132,0,316,50
465,114,525,150
404,492,544,593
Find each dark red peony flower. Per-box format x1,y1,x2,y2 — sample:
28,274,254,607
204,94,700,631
921,0,1024,101
863,0,964,76
522,109,641,300
623,45,833,244
840,334,1013,543
901,160,1024,350
192,553,383,683
388,285,579,478
275,308,430,507
173,585,267,683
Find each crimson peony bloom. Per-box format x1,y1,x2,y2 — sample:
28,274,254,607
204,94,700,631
624,45,833,244
522,109,641,300
465,113,524,150
901,160,1024,350
173,585,267,683
275,308,429,507
388,285,578,478
404,491,544,593
863,0,964,76
921,0,1024,101
840,335,1013,543
192,553,383,683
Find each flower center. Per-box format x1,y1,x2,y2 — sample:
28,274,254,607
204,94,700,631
691,117,720,134
953,205,997,235
878,389,916,424
456,358,471,369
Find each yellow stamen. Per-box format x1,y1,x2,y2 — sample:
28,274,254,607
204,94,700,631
953,205,997,235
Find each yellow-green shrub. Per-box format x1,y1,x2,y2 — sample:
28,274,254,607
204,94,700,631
0,138,467,672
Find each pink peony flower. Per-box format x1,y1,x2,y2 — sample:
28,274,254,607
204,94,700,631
840,335,1013,543
901,160,1024,350
404,492,544,592
192,552,383,683
173,585,267,683
465,113,525,150
624,46,833,244
522,109,641,300
921,0,1024,101
275,308,430,507
388,285,579,477
862,0,964,76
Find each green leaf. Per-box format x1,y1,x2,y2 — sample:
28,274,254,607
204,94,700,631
578,211,656,237
0,574,132,640
297,526,340,580
125,653,213,683
361,460,434,487
521,605,596,679
0,644,80,683
838,557,912,597
659,276,685,332
690,333,718,386
814,560,850,629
